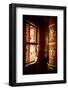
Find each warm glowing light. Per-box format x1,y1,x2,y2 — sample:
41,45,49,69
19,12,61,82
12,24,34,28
30,45,37,62
26,24,29,42
25,23,39,64
49,24,57,66
26,45,29,64
30,26,36,43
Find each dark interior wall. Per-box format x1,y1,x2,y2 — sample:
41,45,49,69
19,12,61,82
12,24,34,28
39,20,49,61
44,22,49,61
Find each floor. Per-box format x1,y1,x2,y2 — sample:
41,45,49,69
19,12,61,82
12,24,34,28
23,62,57,75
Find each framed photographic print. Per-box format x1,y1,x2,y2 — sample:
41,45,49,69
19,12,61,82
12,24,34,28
9,3,66,86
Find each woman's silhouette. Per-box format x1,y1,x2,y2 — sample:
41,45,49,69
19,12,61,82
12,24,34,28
35,49,48,74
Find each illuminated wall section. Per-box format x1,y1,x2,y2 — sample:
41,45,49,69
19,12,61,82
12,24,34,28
48,23,57,70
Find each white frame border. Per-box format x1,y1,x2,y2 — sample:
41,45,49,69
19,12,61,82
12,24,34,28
16,7,64,83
